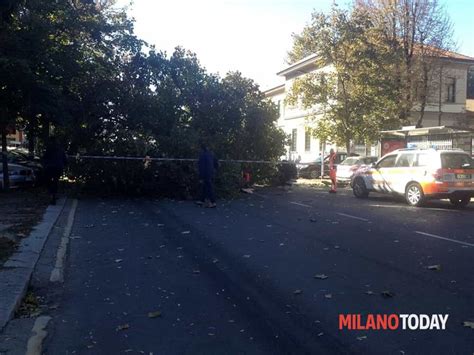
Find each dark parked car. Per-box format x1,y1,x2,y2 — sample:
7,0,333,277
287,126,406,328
6,149,44,183
0,163,36,190
297,152,355,179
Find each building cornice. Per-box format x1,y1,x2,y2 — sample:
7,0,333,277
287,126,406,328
276,53,320,77
263,84,285,97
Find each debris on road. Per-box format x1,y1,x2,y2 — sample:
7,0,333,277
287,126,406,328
293,289,303,295
324,294,332,299
357,335,367,341
463,321,474,329
241,188,254,194
427,265,441,271
116,324,130,331
314,274,328,280
381,291,395,298
147,311,162,318
181,231,191,235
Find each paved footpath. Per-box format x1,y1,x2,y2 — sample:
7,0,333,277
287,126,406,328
1,187,473,354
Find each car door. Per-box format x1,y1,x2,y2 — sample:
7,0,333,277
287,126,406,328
372,154,397,192
392,153,416,194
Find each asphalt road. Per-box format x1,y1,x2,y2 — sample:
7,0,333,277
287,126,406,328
21,186,474,354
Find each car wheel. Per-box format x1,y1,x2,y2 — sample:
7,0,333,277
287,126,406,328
449,196,470,208
310,170,319,179
353,178,369,198
405,182,424,207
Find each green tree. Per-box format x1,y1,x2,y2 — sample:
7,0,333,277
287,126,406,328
355,0,455,127
287,7,399,153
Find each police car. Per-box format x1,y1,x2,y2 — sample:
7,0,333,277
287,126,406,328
351,148,474,207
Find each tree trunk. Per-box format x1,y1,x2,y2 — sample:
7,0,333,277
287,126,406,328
346,139,351,155
416,66,429,128
1,124,10,191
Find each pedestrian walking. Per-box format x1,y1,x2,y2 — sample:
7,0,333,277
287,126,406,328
196,143,218,208
42,136,67,205
328,148,337,193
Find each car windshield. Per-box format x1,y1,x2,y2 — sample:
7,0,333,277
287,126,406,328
441,153,472,169
340,157,359,166
362,157,377,164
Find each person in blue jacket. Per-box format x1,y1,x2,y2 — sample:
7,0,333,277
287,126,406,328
42,136,67,205
197,143,218,208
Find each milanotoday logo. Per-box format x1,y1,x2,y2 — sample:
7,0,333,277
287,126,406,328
339,314,449,330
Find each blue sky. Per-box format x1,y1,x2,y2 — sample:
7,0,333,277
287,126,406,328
117,0,474,89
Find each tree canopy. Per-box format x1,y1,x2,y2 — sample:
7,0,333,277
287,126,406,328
287,0,456,151
0,0,285,192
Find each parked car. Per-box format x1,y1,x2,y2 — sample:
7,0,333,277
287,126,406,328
6,149,44,183
336,156,378,183
351,148,474,207
0,163,36,190
298,152,355,179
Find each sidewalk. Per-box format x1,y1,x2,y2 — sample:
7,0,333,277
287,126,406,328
0,190,50,264
0,196,66,331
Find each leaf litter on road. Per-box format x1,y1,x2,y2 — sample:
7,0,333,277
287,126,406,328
463,321,474,329
116,324,130,331
148,311,161,318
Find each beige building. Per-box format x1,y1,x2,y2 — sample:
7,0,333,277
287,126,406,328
265,51,474,161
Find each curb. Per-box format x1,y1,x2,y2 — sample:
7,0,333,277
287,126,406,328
0,198,67,331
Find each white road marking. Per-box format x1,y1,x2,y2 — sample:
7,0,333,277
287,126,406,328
415,231,474,248
369,204,402,208
369,204,457,212
26,316,52,355
290,201,312,208
50,199,78,283
337,213,370,222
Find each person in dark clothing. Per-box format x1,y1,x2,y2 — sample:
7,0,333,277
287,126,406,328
197,144,218,208
42,137,67,205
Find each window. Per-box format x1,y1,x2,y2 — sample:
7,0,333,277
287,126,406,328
395,153,415,167
377,155,397,168
441,153,472,169
446,77,456,103
415,153,430,167
304,129,311,151
290,129,297,152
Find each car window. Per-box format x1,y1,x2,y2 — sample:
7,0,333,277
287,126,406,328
337,154,347,163
441,153,472,169
363,157,377,164
395,153,415,167
415,153,430,167
377,155,397,168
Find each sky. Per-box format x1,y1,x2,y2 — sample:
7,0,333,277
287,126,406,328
117,0,474,90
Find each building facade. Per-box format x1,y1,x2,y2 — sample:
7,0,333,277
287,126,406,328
265,52,474,162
